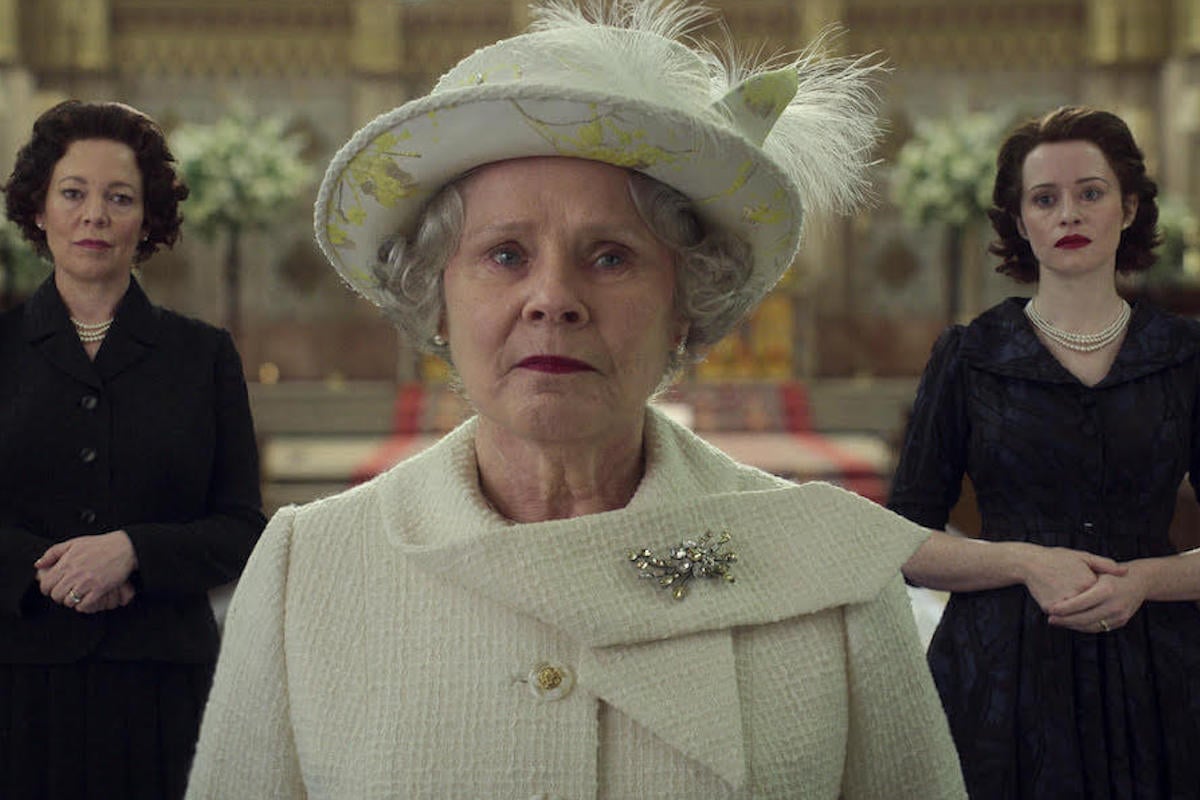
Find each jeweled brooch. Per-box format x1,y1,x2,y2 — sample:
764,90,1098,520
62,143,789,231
628,531,737,600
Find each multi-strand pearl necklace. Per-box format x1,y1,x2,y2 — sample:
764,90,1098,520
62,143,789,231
70,317,114,343
1023,298,1131,353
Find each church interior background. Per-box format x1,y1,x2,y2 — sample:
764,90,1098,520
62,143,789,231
4,0,1200,542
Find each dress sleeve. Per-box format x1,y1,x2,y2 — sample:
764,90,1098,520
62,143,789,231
123,330,266,594
887,326,970,531
840,574,967,799
186,506,306,799
0,526,53,617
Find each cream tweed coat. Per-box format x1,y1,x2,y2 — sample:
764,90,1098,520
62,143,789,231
187,409,965,799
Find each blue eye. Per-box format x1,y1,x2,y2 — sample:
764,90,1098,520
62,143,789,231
489,246,523,268
1082,187,1103,201
595,252,626,270
1032,194,1055,208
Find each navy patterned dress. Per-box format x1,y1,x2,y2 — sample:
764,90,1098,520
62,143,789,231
889,297,1200,800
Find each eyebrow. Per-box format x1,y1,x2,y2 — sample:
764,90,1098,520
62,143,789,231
55,175,139,191
1027,176,1111,192
463,221,526,237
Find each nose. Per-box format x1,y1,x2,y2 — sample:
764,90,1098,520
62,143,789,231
1058,195,1081,226
82,194,109,227
522,258,588,327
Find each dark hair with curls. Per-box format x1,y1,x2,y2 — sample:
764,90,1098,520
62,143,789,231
988,105,1159,283
2,99,188,264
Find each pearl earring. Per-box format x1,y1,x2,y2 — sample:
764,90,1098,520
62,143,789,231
36,222,44,230
431,333,447,347
674,336,688,358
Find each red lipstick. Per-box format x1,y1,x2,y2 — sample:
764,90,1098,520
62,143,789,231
516,356,593,373
75,239,112,250
1055,235,1091,249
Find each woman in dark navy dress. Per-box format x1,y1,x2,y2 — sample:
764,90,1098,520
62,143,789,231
890,106,1200,799
0,101,264,799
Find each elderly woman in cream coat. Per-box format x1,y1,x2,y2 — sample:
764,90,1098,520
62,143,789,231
187,2,965,797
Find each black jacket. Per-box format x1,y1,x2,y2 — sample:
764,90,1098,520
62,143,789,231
0,276,265,664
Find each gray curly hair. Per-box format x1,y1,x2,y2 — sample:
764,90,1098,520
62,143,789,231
371,168,756,377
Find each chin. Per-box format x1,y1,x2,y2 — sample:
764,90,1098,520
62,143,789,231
521,405,607,441
517,396,641,443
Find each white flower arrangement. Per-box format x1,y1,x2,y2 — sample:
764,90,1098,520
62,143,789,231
171,110,312,237
890,112,1010,229
170,108,313,335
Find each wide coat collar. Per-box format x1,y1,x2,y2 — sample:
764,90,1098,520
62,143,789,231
23,274,161,387
371,409,928,789
958,296,1200,386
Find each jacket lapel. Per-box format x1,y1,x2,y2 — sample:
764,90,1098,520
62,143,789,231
383,414,928,790
23,277,101,389
22,276,160,386
94,278,158,382
396,462,927,790
402,485,927,647
579,629,746,788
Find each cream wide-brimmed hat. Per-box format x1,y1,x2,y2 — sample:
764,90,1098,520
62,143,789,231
314,0,883,311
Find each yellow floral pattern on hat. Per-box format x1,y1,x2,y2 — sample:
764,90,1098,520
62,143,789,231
516,100,789,235
687,159,757,210
743,203,785,226
330,131,421,249
719,68,798,146
516,101,687,171
738,70,797,118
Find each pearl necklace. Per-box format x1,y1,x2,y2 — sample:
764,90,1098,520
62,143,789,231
1023,299,1130,353
70,317,114,343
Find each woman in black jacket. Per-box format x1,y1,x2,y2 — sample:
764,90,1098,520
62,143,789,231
0,100,265,799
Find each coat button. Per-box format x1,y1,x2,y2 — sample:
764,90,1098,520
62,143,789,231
526,662,574,702
79,509,96,524
79,447,97,463
79,394,99,411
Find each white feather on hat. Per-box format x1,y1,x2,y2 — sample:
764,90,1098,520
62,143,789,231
314,0,884,311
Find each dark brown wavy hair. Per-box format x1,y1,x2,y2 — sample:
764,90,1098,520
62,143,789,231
988,105,1159,282
2,100,188,264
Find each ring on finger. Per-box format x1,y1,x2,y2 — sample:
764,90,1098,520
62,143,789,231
1098,618,1111,633
67,590,83,605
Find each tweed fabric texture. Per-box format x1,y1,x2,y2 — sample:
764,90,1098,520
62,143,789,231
188,408,964,798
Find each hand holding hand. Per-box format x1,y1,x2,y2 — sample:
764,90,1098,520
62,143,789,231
35,531,139,613
73,581,138,614
1047,564,1150,633
1022,546,1127,613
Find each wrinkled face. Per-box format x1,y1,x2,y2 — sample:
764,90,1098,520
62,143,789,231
37,138,145,285
441,157,685,445
1016,140,1137,278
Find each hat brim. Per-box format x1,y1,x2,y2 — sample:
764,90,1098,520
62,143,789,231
314,82,804,309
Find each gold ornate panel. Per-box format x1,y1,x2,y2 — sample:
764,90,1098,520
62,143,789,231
110,1,349,77
108,0,518,80
400,2,516,80
21,1,1186,81
846,0,1086,70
